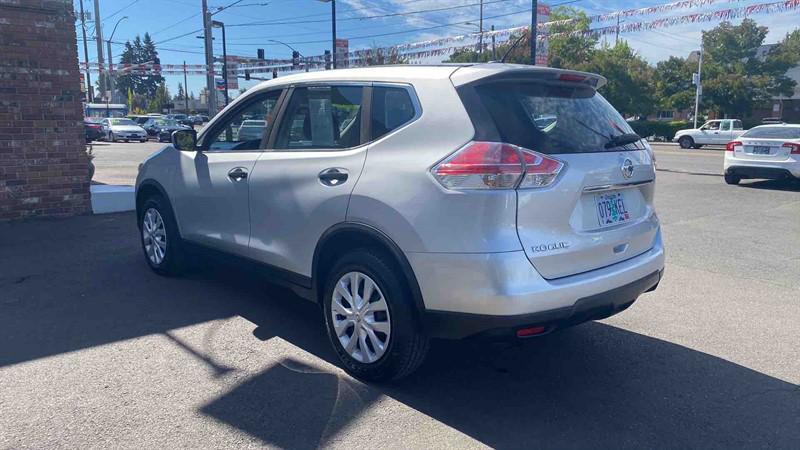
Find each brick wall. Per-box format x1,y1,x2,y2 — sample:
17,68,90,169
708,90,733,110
0,0,91,220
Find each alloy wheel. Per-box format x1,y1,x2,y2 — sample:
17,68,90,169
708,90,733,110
142,207,167,265
331,271,392,364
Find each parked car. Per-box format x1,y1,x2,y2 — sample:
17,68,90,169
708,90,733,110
188,115,204,126
101,117,148,142
724,124,800,184
84,119,104,142
236,120,267,142
127,115,151,126
135,64,664,381
166,113,194,127
673,119,745,149
142,118,190,141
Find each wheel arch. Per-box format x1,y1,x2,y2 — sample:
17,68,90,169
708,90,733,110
312,222,427,321
136,180,174,230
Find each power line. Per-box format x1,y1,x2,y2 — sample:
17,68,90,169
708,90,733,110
102,0,140,21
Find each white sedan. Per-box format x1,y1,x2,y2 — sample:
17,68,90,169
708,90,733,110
101,118,148,143
724,124,800,185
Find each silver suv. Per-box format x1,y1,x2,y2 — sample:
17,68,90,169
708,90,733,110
136,64,665,381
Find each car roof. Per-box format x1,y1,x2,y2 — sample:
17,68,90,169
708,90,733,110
749,123,800,128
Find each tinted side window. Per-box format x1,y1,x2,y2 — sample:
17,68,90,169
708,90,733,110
371,86,416,140
205,90,281,151
720,121,731,131
275,86,363,150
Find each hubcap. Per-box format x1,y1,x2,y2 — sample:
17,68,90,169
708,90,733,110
142,208,167,265
331,271,391,364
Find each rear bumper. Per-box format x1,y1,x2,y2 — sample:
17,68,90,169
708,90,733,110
425,269,662,339
725,165,799,180
408,229,665,339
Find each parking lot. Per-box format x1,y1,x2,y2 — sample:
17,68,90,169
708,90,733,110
2,143,799,448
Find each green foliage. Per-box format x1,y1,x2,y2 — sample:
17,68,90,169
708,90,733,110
547,6,596,68
577,42,655,116
654,56,695,111
629,120,690,140
701,19,797,118
115,33,164,100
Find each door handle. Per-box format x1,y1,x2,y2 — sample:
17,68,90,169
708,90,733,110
228,167,248,182
318,168,349,186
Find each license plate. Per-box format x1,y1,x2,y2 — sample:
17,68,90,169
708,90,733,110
596,192,631,228
752,146,770,155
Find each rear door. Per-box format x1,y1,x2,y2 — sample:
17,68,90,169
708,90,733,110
245,84,369,277
463,79,658,279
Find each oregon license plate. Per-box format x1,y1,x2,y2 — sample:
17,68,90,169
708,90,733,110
596,192,631,228
752,146,770,155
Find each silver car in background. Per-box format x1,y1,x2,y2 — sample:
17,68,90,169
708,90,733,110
135,64,665,381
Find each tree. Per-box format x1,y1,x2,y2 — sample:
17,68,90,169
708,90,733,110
114,33,164,100
546,6,596,69
654,56,695,112
578,42,655,117
175,82,185,101
701,19,796,117
148,81,171,113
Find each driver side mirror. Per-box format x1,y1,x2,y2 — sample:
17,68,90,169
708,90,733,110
172,129,197,151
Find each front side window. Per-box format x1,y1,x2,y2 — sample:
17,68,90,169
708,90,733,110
703,121,720,130
205,90,281,151
274,85,363,150
371,86,416,140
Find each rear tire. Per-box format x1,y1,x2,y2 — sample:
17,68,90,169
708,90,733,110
724,173,741,185
322,249,429,382
692,144,703,149
139,195,186,276
679,136,694,149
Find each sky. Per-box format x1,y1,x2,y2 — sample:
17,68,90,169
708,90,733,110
75,0,800,98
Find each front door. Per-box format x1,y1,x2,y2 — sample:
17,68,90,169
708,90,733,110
246,84,368,277
170,90,282,254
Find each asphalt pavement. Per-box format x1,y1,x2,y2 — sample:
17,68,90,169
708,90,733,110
2,143,799,448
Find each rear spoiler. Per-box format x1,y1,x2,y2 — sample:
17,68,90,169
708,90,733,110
450,64,607,89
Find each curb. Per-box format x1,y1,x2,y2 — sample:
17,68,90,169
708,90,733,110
91,185,135,214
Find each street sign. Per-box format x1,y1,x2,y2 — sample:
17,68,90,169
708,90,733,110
692,72,699,85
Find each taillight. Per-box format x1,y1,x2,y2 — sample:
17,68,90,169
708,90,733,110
431,141,563,190
782,142,800,154
726,141,741,152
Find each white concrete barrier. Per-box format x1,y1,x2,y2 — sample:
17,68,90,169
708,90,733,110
91,185,135,214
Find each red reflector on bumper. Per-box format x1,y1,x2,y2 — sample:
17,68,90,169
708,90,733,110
516,326,546,337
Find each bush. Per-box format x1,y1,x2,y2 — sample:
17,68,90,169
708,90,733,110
629,120,691,141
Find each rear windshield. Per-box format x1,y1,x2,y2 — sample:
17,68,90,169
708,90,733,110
742,127,800,139
461,81,643,154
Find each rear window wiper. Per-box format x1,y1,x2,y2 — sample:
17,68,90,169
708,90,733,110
604,133,642,149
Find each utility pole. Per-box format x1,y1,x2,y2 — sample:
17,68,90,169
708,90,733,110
332,0,337,69
183,61,189,113
693,40,704,129
530,0,538,65
202,0,217,116
212,20,229,106
92,0,105,98
478,0,484,56
491,25,496,60
615,15,620,45
106,40,114,102
78,0,92,102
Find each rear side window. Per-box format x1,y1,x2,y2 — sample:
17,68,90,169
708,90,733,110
742,127,800,139
371,86,416,140
274,85,363,150
460,82,643,154
733,120,743,129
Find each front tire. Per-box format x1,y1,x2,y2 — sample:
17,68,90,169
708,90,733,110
679,136,694,149
108,132,115,142
139,195,186,276
724,173,741,185
322,250,429,382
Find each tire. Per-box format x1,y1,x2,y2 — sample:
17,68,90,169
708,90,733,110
123,139,129,143
679,136,694,149
692,144,703,149
109,132,115,142
140,139,147,143
322,249,429,382
724,173,741,185
139,195,186,276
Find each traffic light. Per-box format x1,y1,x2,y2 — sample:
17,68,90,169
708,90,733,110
244,69,250,81
324,50,331,70
257,48,265,60
292,51,300,70
272,69,278,79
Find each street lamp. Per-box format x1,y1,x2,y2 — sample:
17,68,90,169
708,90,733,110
106,15,128,102
212,20,229,106
317,0,337,69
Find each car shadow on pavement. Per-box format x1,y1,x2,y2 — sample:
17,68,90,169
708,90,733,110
1,213,798,448
738,178,800,192
197,264,800,449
